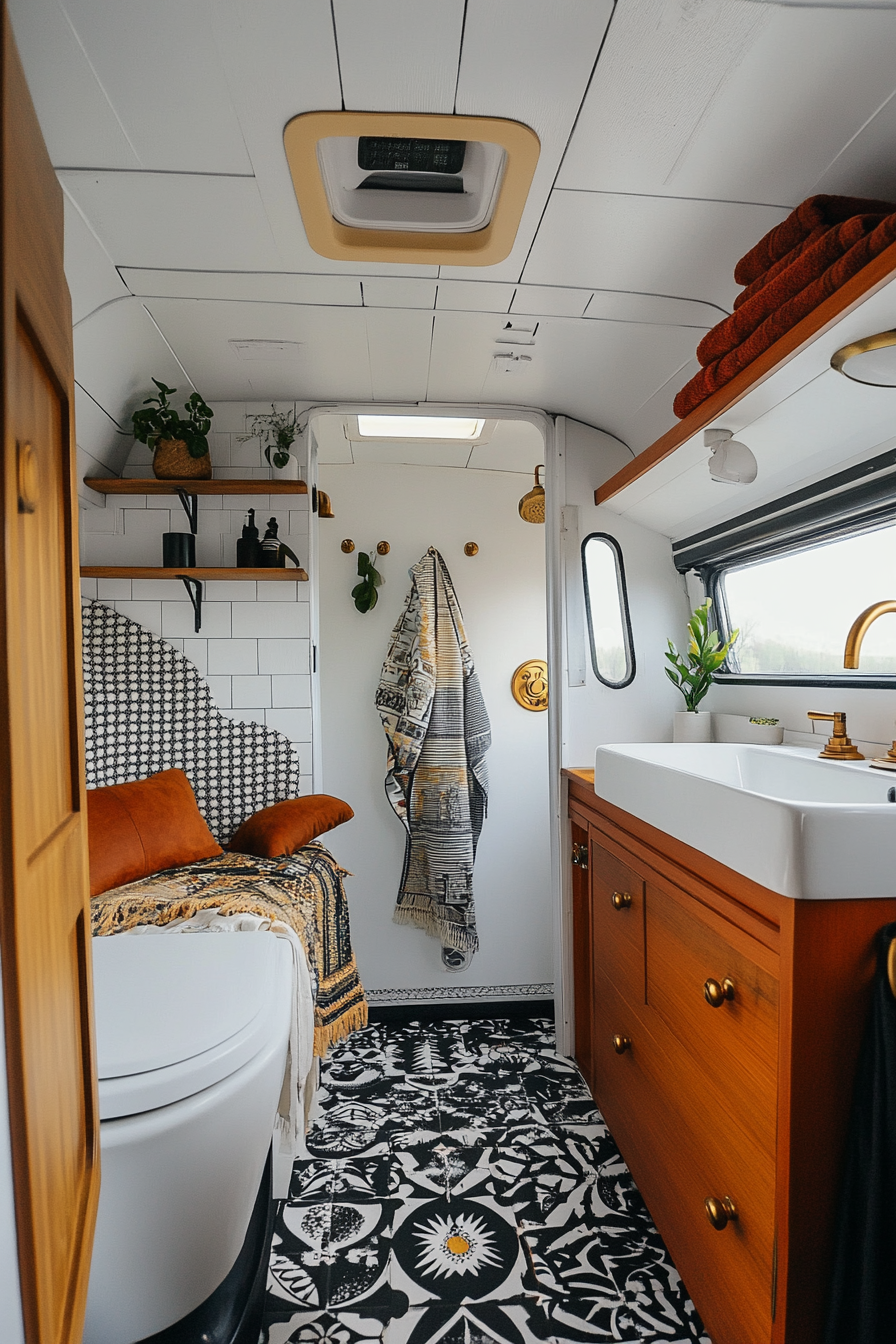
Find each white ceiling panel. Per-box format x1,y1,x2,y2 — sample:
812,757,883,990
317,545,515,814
9,0,139,168
810,86,896,202
426,310,704,447
313,415,354,465
511,286,590,319
435,281,516,313
523,192,789,310
583,291,725,328
351,441,473,469
468,419,544,474
333,0,465,113
63,192,130,325
58,171,283,272
558,1,896,208
143,298,374,402
75,383,133,477
119,270,363,306
362,278,438,309
364,309,434,402
74,297,193,434
60,0,251,173
449,0,614,283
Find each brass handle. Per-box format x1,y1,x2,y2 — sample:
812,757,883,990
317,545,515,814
17,441,37,514
571,843,588,870
705,1195,738,1230
612,890,632,910
703,977,735,1008
612,1034,631,1054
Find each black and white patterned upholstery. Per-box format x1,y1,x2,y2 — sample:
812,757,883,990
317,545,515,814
81,600,300,843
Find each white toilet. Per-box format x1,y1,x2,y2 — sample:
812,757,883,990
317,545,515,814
85,931,293,1344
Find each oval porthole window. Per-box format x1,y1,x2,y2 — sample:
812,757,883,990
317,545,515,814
581,532,635,688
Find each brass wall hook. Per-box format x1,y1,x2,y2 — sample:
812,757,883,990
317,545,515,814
341,538,355,553
464,542,479,556
376,540,390,555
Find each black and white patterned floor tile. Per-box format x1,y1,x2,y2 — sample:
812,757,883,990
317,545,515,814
262,1017,711,1344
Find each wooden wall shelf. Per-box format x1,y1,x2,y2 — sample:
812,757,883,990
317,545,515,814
595,236,896,515
84,478,307,495
80,567,308,581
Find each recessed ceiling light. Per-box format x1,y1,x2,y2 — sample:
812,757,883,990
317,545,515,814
831,330,896,387
356,415,486,440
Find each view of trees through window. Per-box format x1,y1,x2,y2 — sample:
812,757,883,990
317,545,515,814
719,523,896,675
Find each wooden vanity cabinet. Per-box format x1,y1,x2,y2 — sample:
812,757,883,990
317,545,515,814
566,768,896,1344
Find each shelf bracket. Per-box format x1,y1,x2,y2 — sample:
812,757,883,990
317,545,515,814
175,488,199,534
178,575,203,632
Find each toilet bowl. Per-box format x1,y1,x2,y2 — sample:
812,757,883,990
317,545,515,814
84,931,293,1344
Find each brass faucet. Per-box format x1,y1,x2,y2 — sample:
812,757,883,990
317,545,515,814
843,600,896,668
843,601,896,765
806,711,864,760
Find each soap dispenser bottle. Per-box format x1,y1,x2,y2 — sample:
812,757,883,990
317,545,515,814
261,516,285,568
236,509,262,568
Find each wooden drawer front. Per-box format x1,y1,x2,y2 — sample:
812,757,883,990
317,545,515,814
590,837,645,1009
646,883,778,1158
591,970,774,1344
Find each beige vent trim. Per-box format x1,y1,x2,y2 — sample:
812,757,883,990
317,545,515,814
283,111,540,266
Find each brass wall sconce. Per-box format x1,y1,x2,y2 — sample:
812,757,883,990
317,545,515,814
318,490,334,518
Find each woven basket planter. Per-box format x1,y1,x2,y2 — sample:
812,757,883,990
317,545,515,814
152,438,212,480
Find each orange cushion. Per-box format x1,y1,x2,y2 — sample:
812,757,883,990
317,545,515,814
87,769,222,896
227,795,354,858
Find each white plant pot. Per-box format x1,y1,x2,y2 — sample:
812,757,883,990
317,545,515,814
673,710,712,743
270,454,299,480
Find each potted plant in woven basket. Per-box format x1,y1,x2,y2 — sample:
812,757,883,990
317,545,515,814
131,379,215,480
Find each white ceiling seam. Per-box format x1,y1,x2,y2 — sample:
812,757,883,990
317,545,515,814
333,0,466,114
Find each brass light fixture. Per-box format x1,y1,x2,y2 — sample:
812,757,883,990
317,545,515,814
518,466,545,524
831,330,896,386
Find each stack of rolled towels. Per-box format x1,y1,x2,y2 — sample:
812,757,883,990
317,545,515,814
674,194,896,420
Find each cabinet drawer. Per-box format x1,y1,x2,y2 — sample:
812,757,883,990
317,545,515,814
591,970,775,1344
590,837,645,1009
646,882,779,1157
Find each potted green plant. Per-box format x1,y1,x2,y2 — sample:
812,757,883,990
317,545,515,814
131,379,214,480
665,598,738,742
238,405,302,478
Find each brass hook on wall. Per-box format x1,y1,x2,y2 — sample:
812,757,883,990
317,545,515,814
341,539,355,553
376,541,390,555
464,542,479,556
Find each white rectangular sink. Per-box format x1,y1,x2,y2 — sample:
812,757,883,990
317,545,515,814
593,742,896,900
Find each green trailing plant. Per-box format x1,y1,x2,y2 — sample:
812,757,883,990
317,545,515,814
131,379,213,459
665,598,739,712
352,550,384,613
238,405,302,470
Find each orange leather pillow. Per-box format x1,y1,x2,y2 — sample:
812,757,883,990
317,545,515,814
87,769,222,896
228,795,354,858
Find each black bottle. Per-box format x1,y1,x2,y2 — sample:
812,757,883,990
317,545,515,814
261,516,285,568
236,509,262,568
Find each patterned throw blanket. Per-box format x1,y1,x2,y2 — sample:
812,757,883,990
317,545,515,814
91,847,367,1055
375,547,490,955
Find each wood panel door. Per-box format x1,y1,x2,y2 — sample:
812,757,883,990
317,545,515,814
0,11,99,1344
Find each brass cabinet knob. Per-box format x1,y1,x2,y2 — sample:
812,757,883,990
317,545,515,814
703,977,735,1008
612,890,632,910
612,1034,631,1054
704,1195,738,1230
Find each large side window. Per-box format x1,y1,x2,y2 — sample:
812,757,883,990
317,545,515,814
714,522,896,678
582,532,635,688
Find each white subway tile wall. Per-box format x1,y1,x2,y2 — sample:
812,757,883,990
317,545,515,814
79,402,313,795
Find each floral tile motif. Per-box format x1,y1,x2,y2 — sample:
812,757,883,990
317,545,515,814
263,1016,708,1344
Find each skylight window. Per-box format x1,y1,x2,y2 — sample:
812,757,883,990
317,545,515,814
356,416,486,440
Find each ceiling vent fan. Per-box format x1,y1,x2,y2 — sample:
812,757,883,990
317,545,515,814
284,112,539,266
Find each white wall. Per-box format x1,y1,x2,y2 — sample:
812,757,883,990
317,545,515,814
560,423,691,768
317,458,552,1001
0,966,25,1344
79,401,315,795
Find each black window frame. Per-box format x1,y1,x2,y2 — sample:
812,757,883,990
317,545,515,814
673,446,896,689
581,531,636,689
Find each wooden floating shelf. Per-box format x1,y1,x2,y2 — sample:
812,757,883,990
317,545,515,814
80,567,308,581
595,235,896,506
84,478,307,495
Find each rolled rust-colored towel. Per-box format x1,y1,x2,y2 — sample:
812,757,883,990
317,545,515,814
674,211,896,419
698,214,886,367
733,194,896,286
733,225,828,310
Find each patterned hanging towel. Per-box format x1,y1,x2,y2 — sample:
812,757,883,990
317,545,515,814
375,547,490,955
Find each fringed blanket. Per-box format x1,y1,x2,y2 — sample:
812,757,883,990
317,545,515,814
375,547,490,955
91,846,367,1056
